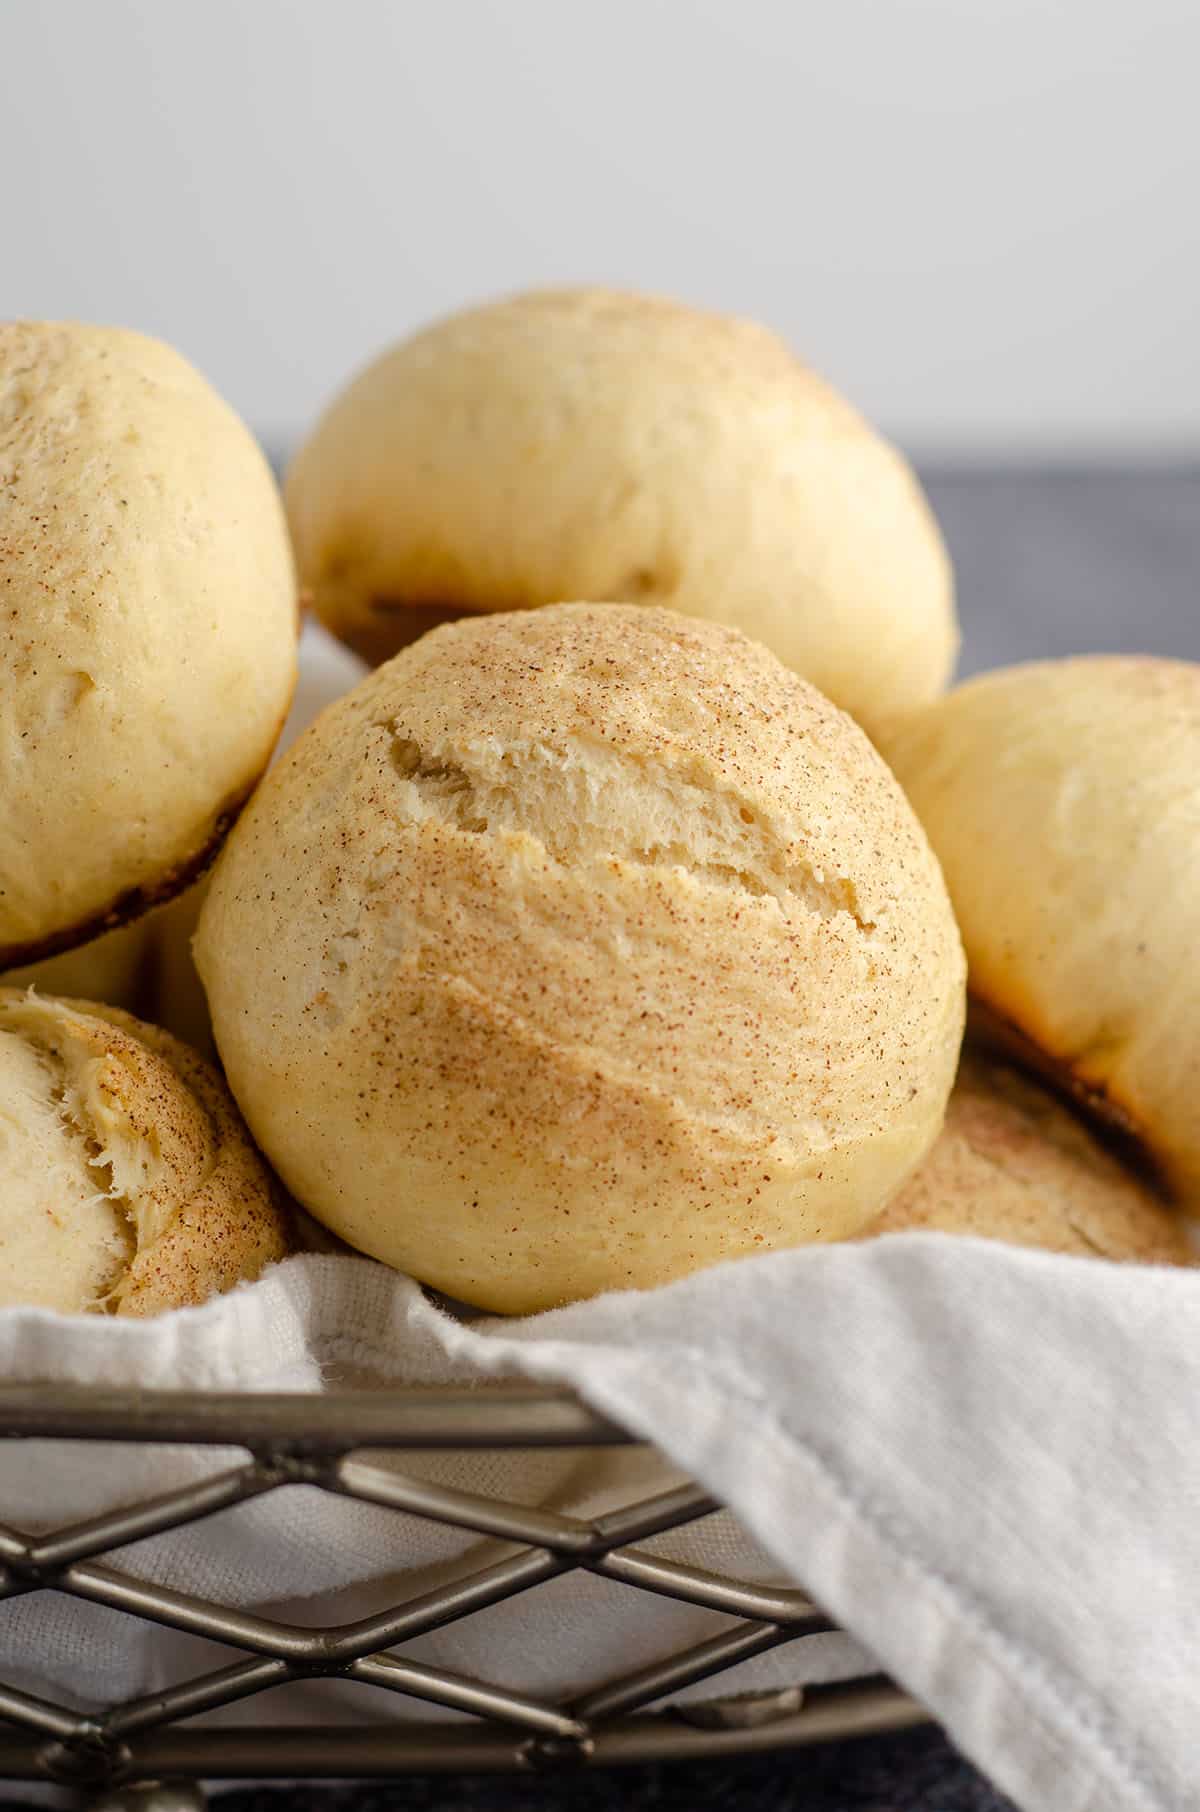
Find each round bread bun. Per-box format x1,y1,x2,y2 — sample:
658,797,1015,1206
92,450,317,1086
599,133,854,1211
883,657,1200,1211
0,322,299,967
862,1052,1190,1264
4,918,154,1014
196,602,966,1314
0,989,289,1315
284,288,956,737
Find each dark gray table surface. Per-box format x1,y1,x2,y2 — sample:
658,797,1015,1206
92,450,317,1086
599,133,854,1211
17,466,1195,1812
927,462,1198,675
211,1727,1017,1812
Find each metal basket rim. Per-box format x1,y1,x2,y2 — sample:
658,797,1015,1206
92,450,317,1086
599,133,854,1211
0,1380,628,1448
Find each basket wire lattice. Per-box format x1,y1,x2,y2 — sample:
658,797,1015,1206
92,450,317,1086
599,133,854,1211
0,1383,925,1799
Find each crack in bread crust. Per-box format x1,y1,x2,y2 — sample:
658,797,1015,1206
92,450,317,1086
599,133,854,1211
0,1010,134,1310
0,990,290,1315
386,726,875,927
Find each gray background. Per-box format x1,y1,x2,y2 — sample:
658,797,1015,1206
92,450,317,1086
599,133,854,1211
7,1,1197,674
4,1,1199,458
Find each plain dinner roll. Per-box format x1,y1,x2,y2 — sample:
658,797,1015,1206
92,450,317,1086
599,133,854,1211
4,918,154,1014
197,603,965,1313
863,1052,1190,1264
285,288,956,737
0,990,288,1316
149,622,371,1057
884,657,1200,1210
0,322,298,967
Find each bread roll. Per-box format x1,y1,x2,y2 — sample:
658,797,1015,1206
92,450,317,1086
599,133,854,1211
884,657,1200,1211
4,919,153,1014
147,885,214,1058
149,623,370,1055
863,1053,1190,1264
196,603,965,1313
0,322,298,967
0,990,289,1315
285,289,956,737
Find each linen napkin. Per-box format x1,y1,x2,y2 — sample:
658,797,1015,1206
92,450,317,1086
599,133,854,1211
0,1237,1196,1812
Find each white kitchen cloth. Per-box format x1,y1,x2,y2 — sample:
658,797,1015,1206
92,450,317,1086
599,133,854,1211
0,1238,1196,1812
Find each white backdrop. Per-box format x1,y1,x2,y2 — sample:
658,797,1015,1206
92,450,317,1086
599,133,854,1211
3,0,1198,453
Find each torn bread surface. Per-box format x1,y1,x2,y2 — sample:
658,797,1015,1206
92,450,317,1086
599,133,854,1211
0,991,288,1316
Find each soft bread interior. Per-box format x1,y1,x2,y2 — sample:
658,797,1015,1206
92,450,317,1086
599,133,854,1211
0,993,217,1313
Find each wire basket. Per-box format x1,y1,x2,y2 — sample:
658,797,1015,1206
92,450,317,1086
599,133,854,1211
0,1383,926,1803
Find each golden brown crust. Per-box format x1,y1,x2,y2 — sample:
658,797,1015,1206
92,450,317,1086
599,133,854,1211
966,996,1164,1190
863,1051,1190,1265
0,768,265,971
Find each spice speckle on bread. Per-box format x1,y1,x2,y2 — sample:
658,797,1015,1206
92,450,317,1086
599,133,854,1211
0,321,299,967
863,1052,1191,1265
197,603,965,1313
0,990,289,1315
